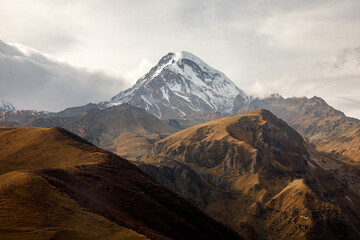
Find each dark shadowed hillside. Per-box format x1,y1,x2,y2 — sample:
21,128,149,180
0,126,242,240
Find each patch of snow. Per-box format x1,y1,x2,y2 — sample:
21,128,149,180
174,51,219,73
154,102,162,119
160,86,170,103
178,108,186,117
141,95,154,107
0,98,15,111
171,91,192,103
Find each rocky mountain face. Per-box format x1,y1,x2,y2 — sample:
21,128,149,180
0,126,242,240
24,104,177,160
101,51,248,119
139,110,360,240
0,98,15,111
235,95,360,162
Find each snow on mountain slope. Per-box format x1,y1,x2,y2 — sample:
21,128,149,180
0,98,15,111
101,51,248,119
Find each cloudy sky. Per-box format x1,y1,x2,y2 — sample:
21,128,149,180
0,0,359,118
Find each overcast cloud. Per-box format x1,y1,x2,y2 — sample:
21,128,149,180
0,40,125,111
0,0,359,118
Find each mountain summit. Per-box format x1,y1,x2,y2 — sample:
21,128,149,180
102,51,247,119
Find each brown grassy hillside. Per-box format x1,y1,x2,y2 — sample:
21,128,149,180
0,126,242,240
140,109,360,240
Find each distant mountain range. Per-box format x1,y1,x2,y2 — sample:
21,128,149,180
2,51,360,162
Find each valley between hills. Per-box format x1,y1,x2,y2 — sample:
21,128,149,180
1,51,360,240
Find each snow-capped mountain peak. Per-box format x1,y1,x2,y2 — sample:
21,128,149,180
149,51,219,78
102,51,247,119
0,98,15,111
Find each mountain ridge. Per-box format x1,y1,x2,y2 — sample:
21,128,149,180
139,109,360,239
236,95,360,162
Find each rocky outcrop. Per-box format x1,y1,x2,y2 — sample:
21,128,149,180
235,95,360,162
141,109,360,239
148,109,309,178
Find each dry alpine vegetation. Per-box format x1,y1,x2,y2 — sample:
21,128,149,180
138,109,360,240
0,126,242,240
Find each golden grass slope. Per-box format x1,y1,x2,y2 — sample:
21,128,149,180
0,126,242,240
0,171,147,240
142,109,360,240
148,109,309,173
0,127,106,175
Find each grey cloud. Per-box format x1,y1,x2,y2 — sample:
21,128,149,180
257,1,360,52
325,96,360,120
0,0,81,54
0,40,125,112
317,47,360,72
